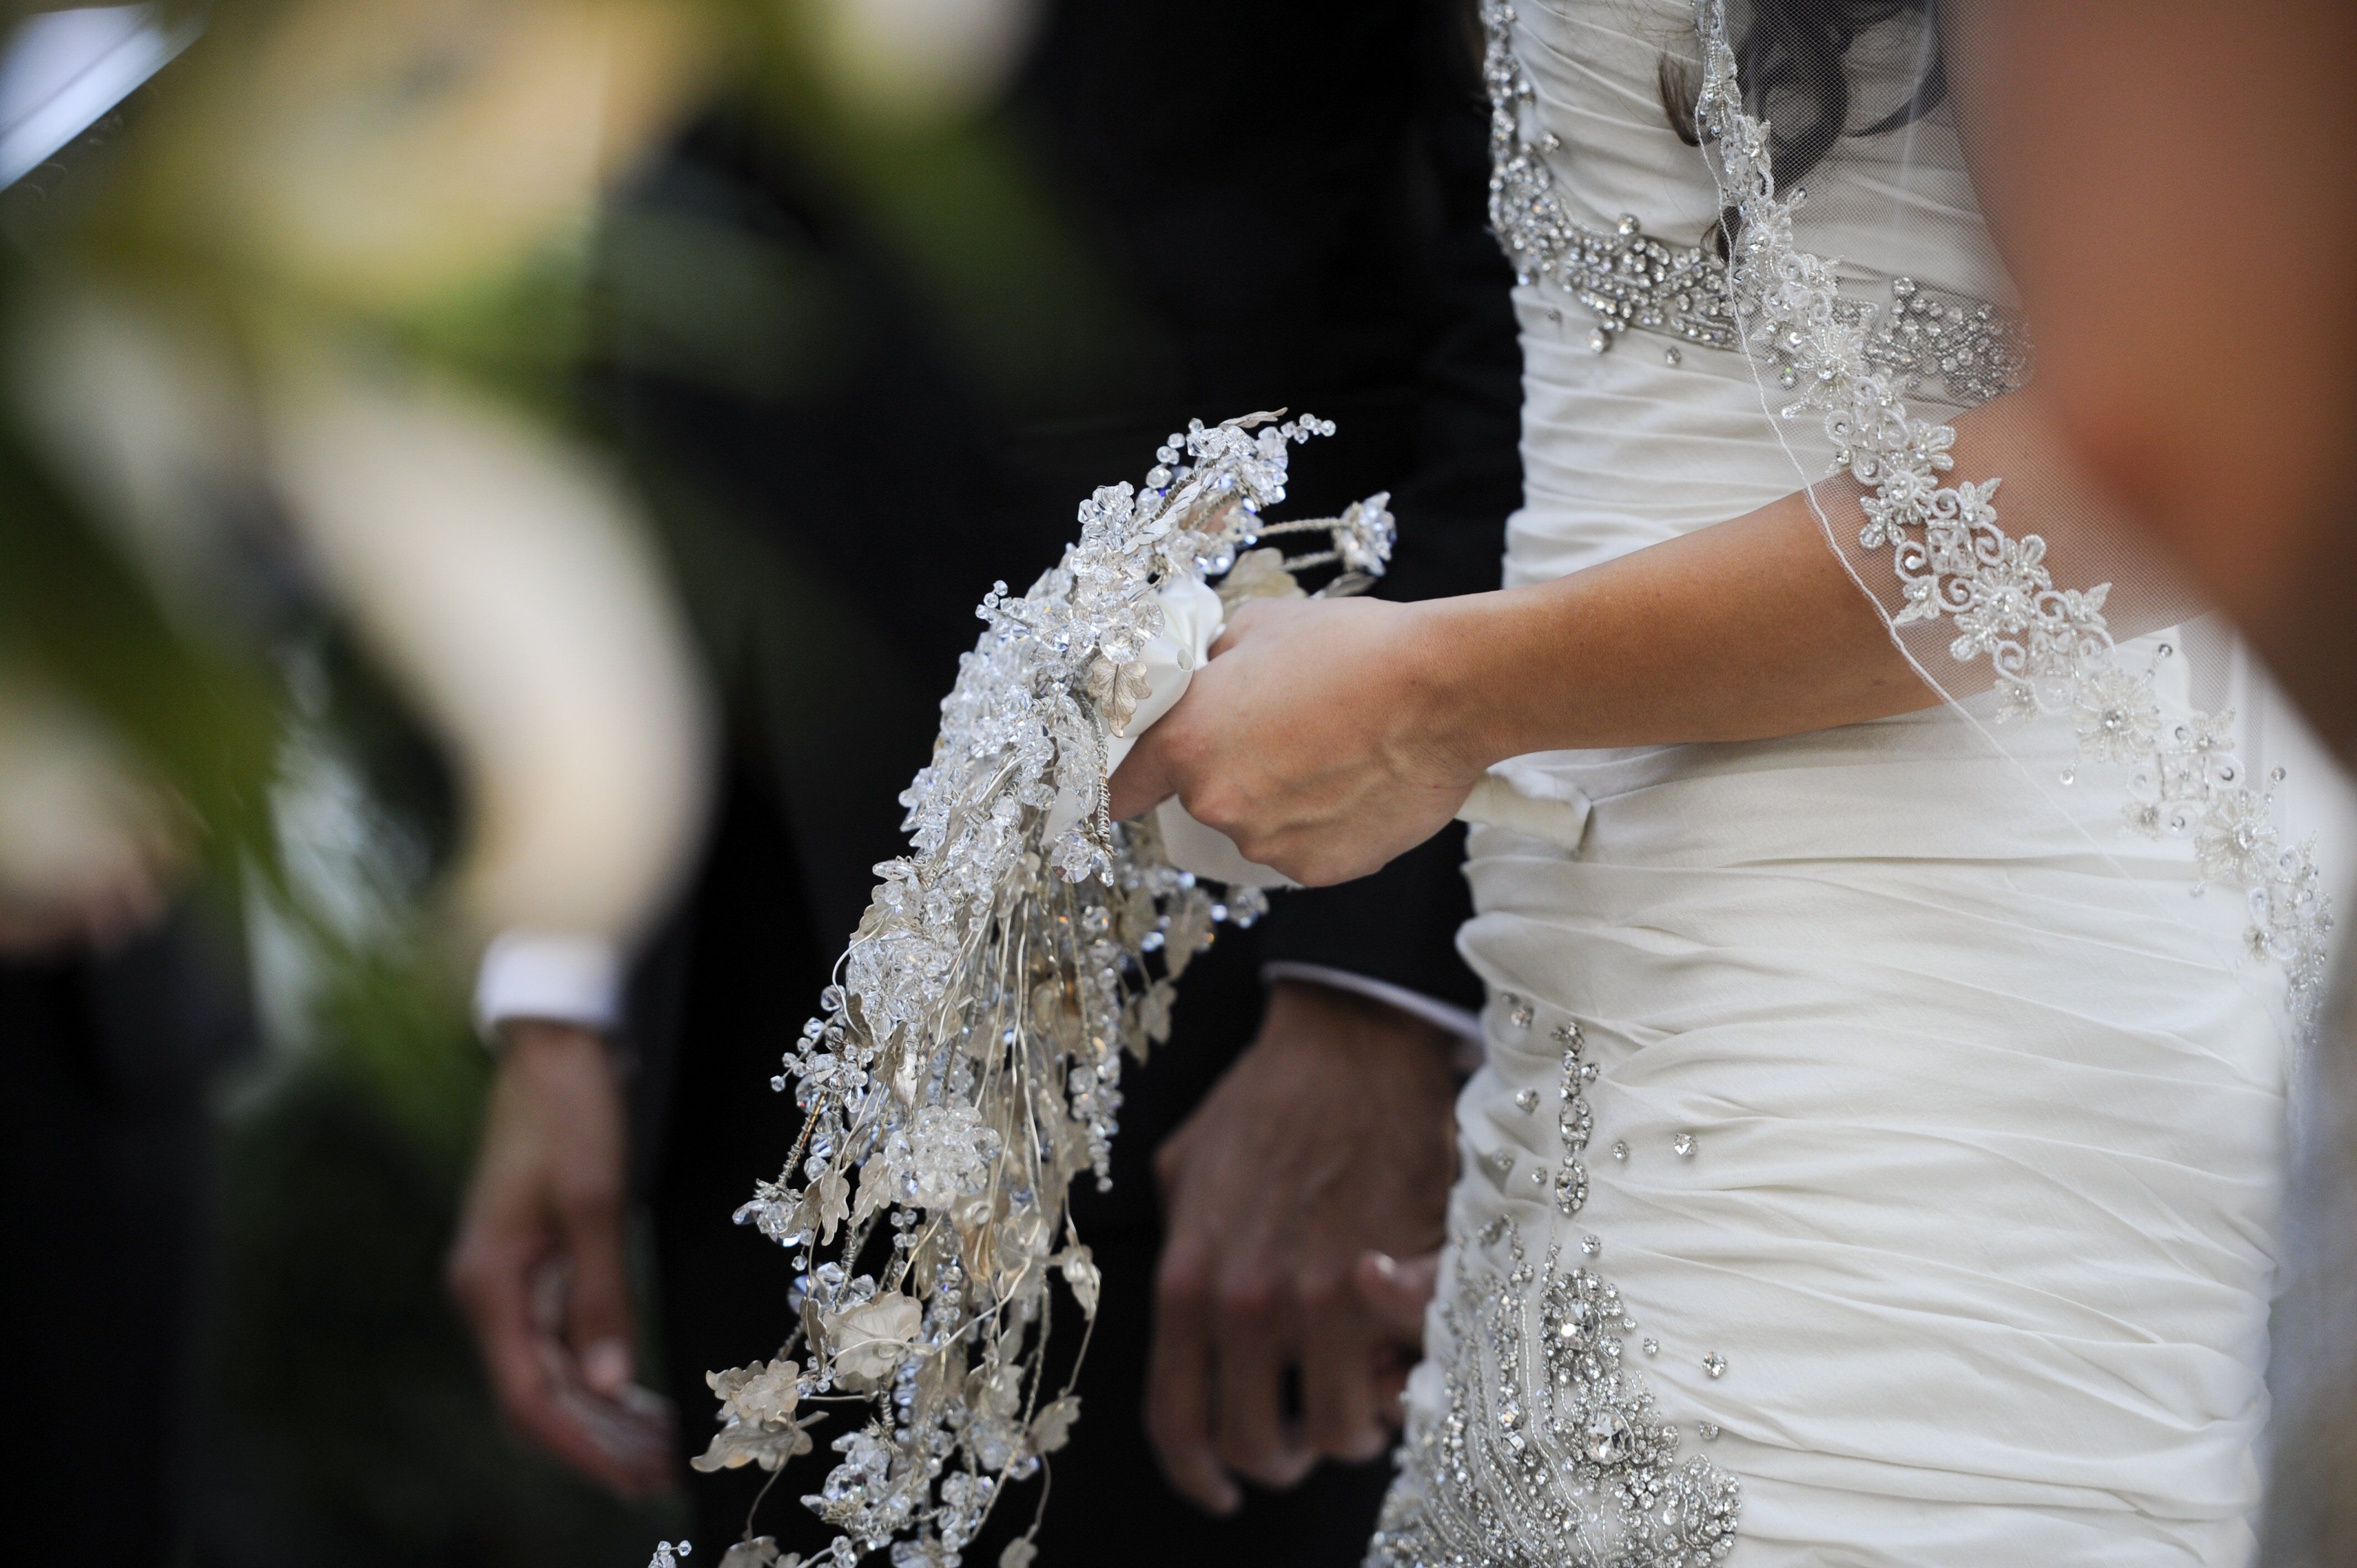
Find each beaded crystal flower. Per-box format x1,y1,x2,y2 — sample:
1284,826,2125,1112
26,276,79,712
674,413,1390,1568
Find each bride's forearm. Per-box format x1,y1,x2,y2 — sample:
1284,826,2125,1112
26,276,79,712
1414,488,1931,764
1411,388,2169,768
1108,390,2184,886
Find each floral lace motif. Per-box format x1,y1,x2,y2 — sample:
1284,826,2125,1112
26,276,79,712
1370,1010,1741,1568
1690,0,2329,1025
1479,0,2030,405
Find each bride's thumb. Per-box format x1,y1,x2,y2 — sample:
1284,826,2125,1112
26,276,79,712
1356,1248,1440,1338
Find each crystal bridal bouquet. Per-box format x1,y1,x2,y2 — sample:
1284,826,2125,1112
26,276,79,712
667,413,1395,1568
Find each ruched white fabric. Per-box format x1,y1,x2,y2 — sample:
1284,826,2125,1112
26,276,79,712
1396,3,2291,1562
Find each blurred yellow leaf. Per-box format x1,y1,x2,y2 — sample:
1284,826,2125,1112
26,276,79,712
128,0,717,312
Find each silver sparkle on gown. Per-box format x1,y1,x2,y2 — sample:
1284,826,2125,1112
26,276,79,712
1369,1002,1741,1567
1479,0,2030,406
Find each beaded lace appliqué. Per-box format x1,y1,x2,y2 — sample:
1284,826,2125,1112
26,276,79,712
1370,1013,1741,1568
1689,0,2329,1024
1479,0,2029,407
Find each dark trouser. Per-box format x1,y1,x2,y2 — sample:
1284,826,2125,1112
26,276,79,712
4,916,251,1566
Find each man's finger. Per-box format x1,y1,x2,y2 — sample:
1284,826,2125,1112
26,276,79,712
1210,1270,1311,1487
449,1201,548,1424
449,1227,627,1489
1146,1248,1241,1514
451,1175,664,1499
1356,1249,1441,1339
1370,1343,1416,1426
1296,1278,1385,1461
554,1180,636,1397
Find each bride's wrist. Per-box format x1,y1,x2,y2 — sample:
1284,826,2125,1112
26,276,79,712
1395,595,1519,784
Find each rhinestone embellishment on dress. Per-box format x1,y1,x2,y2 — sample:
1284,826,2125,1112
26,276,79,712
1369,1013,1742,1567
1368,1222,1742,1567
1478,0,2030,407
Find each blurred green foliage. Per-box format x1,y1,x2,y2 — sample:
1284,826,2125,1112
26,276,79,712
0,414,283,893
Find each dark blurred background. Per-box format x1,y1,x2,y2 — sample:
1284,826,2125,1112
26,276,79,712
0,3,1514,1564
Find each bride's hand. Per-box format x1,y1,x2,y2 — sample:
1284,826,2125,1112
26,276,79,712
1108,595,1485,885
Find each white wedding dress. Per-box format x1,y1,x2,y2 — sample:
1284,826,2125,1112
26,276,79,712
1373,4,2297,1564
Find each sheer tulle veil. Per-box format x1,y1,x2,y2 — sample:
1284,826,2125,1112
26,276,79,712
1689,0,2340,1042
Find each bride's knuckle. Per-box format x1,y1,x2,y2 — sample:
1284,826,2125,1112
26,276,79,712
1192,787,1246,836
1166,725,1215,784
1320,855,1363,888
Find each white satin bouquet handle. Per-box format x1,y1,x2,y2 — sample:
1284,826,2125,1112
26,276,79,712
1104,577,1299,890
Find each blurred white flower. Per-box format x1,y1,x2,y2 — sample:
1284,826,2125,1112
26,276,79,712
262,358,712,949
0,677,181,952
805,0,1040,124
1213,547,1305,608
1053,1245,1098,1317
140,0,714,311
709,1358,801,1426
805,1165,851,1244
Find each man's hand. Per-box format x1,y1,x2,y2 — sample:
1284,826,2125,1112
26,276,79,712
447,1019,674,1497
1146,981,1457,1513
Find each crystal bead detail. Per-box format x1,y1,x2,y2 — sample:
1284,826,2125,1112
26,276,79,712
1584,1411,1634,1464
1371,1219,1743,1567
1480,0,2028,405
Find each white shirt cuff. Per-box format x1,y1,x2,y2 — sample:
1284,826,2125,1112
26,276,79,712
1261,961,1485,1070
474,930,624,1043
